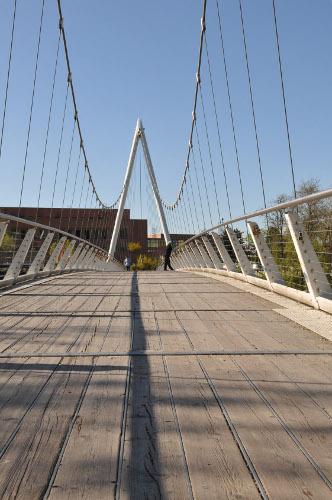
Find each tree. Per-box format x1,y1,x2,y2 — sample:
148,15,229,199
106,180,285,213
128,242,142,263
267,179,332,289
1,232,14,252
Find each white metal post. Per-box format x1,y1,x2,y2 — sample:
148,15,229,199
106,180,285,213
196,239,213,268
3,228,36,284
108,120,141,260
180,250,190,268
225,228,255,277
202,235,223,270
66,242,84,270
286,211,332,305
81,247,94,269
0,222,8,248
185,245,199,268
139,119,171,245
43,236,67,274
211,232,237,272
27,232,54,277
192,244,206,268
179,251,188,268
72,245,88,270
247,221,285,286
55,240,76,272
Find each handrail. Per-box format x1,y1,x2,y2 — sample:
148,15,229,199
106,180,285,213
0,212,108,255
174,188,332,250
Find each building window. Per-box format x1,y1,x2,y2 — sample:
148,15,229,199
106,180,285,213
120,228,127,240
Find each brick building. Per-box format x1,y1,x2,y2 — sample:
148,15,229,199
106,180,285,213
0,206,148,262
147,233,194,258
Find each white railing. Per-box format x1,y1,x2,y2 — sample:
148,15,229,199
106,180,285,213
0,213,123,289
170,189,332,315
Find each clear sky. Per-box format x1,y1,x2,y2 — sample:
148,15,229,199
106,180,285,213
0,0,331,233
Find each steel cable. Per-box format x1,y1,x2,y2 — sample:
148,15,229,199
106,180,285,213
191,147,206,229
0,0,17,161
215,0,246,214
271,0,296,199
59,117,76,229
203,33,232,219
198,83,222,223
238,0,267,209
187,167,200,233
194,123,213,226
35,30,62,223
17,0,46,220
67,146,82,233
49,82,70,227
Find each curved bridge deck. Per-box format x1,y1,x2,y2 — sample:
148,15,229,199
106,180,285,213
0,271,331,499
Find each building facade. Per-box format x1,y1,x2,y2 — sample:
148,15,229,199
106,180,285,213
0,206,147,262
147,233,194,257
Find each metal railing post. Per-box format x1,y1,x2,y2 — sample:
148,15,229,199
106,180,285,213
196,239,213,268
3,228,36,285
202,235,223,270
186,245,199,268
192,244,206,268
55,240,76,273
247,221,285,286
72,246,89,270
42,236,67,275
225,228,255,277
211,232,237,272
0,222,8,247
285,211,332,308
27,232,54,278
66,242,84,270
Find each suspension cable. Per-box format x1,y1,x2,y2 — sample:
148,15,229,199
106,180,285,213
17,0,46,219
74,164,86,237
0,0,17,161
271,0,296,199
48,82,70,227
238,0,267,209
67,146,82,233
194,122,213,226
35,29,62,223
191,147,206,230
187,166,200,233
59,116,77,229
215,0,246,214
56,0,121,209
198,83,221,223
203,33,232,219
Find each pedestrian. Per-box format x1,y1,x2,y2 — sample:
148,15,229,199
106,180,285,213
164,241,174,271
124,256,131,271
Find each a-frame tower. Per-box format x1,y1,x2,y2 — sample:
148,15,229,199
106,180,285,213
107,119,171,260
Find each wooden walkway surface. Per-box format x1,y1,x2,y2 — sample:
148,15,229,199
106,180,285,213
0,270,331,499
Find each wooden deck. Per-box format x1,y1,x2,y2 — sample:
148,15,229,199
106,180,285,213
0,270,331,499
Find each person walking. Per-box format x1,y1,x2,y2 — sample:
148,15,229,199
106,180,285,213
164,241,174,271
124,256,131,271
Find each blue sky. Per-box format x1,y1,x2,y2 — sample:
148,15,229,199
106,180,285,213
0,0,331,234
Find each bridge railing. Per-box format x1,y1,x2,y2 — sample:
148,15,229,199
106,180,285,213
170,189,332,315
0,213,123,289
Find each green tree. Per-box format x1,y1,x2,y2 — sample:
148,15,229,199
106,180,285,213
0,232,14,251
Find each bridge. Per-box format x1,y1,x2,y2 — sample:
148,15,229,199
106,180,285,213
0,1,331,499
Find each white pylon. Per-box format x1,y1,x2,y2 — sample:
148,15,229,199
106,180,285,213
107,119,171,261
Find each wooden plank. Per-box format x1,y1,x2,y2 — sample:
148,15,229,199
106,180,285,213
49,315,132,499
234,354,332,479
202,354,332,499
166,354,261,499
119,310,191,499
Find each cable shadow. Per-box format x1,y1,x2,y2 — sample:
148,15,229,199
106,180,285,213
119,271,165,499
